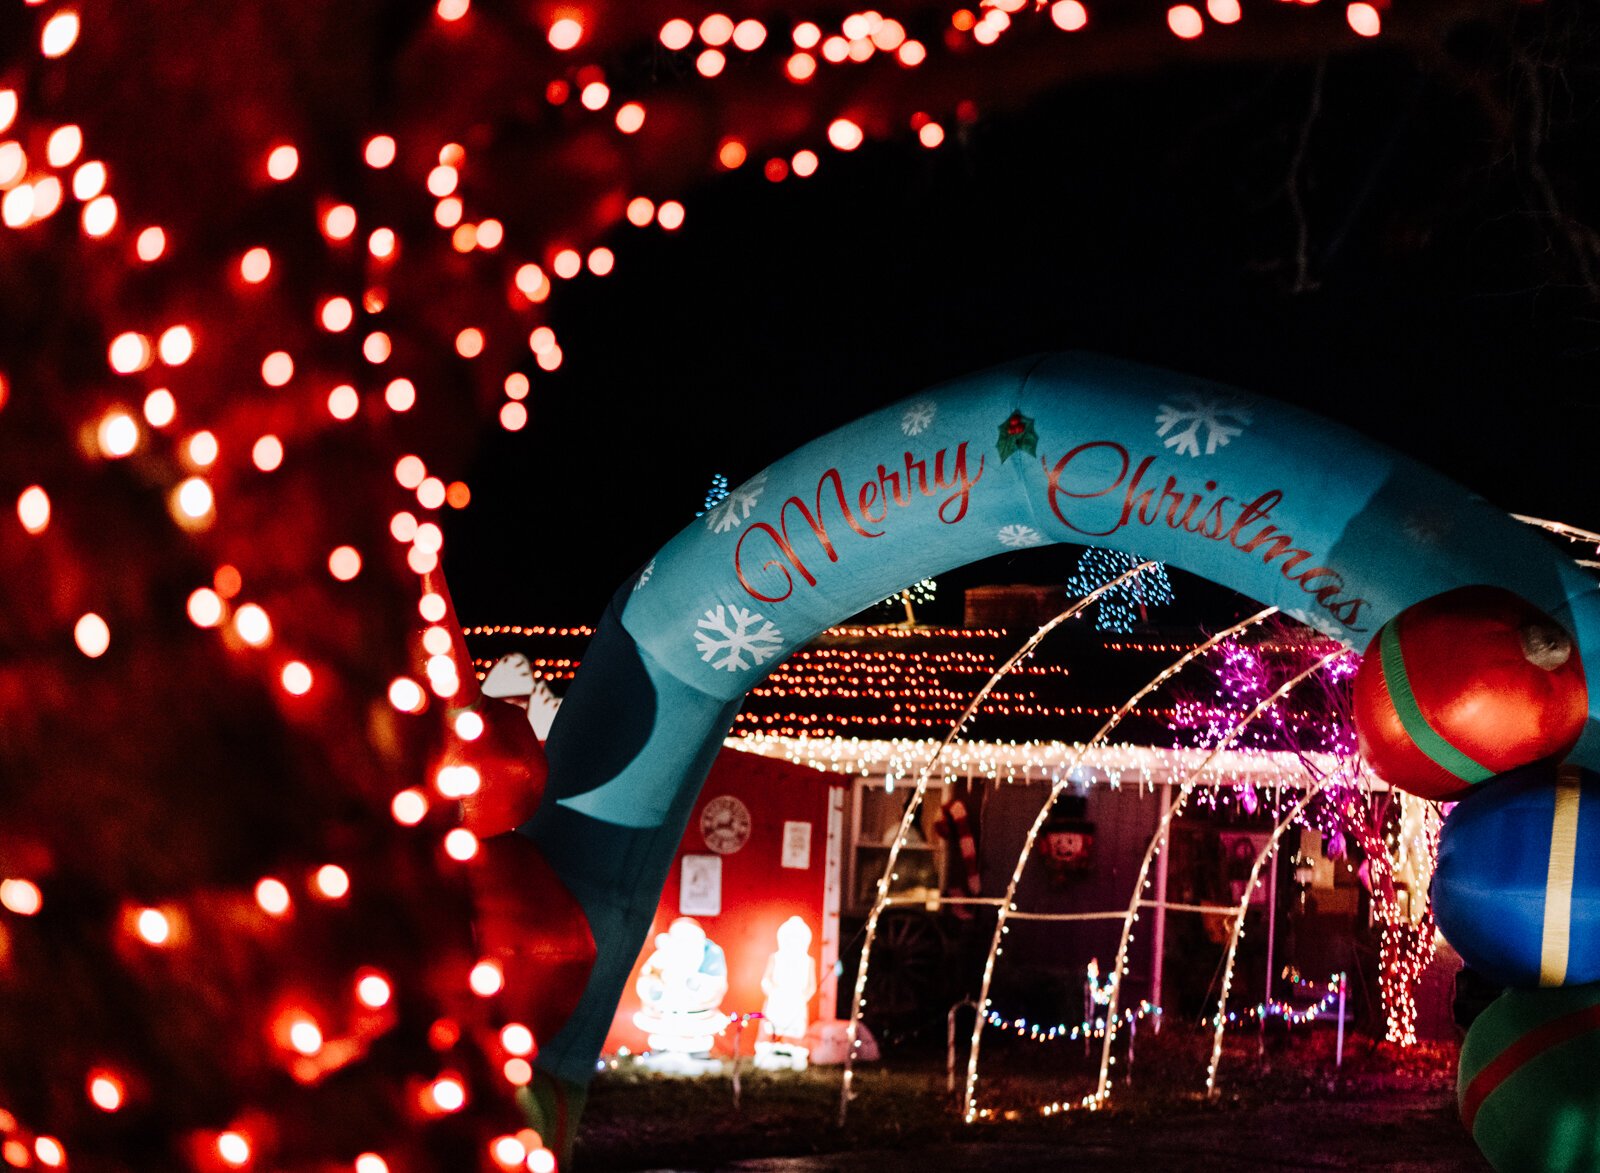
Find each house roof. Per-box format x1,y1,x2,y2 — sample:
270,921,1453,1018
465,618,1358,789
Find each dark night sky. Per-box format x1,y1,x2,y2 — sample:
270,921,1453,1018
445,39,1599,627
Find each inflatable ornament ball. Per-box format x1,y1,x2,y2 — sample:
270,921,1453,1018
1353,586,1588,801
1458,981,1600,1173
1434,763,1600,989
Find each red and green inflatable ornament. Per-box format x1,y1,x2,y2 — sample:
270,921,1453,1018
1352,586,1588,801
1459,981,1600,1172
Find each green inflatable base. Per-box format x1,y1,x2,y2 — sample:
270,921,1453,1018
1459,982,1600,1172
516,1068,588,1170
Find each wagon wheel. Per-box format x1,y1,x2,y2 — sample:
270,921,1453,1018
862,911,949,1024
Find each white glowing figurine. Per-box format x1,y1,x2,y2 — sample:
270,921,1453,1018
632,917,731,1062
755,916,817,1071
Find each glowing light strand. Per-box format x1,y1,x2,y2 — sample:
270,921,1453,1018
984,1001,1160,1042
840,561,1160,1126
1087,650,1343,1118
1204,778,1337,1096
961,606,1279,1121
1064,547,1174,633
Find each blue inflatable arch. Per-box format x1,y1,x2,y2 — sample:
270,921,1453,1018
524,352,1600,1083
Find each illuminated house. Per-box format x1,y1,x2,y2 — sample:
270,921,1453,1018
466,601,1434,1058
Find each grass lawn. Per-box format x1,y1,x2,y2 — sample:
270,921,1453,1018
576,1026,1485,1170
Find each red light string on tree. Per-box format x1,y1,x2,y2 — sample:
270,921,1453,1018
0,0,1448,1163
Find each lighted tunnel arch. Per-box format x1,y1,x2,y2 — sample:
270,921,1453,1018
524,351,1600,1086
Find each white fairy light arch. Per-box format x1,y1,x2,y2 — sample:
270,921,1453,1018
959,605,1283,1118
838,560,1161,1125
821,510,1590,1126
1086,651,1345,1112
832,558,1357,1125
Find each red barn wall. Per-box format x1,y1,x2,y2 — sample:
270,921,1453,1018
601,747,843,1057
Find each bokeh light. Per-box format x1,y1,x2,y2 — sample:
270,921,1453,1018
547,17,582,49
328,546,362,580
255,878,291,916
40,11,79,58
357,971,393,1008
143,388,176,426
0,879,42,916
314,864,350,900
74,613,110,657
280,660,313,695
391,788,428,826
1167,5,1204,38
266,144,299,180
364,135,396,168
1347,2,1380,35
187,587,224,628
233,603,271,646
17,485,50,534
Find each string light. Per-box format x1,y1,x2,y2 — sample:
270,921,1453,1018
234,604,272,647
1064,548,1174,633
960,607,1278,1122
1208,972,1345,1028
1094,651,1343,1110
74,612,111,658
135,226,165,261
135,908,171,945
313,864,350,900
356,971,392,1008
983,1001,1160,1043
0,879,42,916
468,959,503,996
425,1074,466,1112
280,661,313,695
255,878,291,916
17,486,50,534
843,563,1161,1126
143,388,175,426
217,1130,251,1168
391,788,429,825
1203,780,1335,1093
40,11,80,58
499,1023,534,1055
87,1071,124,1112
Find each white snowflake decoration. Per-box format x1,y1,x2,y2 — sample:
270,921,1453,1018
694,604,784,672
704,472,768,534
1154,396,1253,457
901,400,937,436
633,558,655,592
996,523,1045,549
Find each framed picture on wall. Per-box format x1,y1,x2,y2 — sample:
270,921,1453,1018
680,854,723,916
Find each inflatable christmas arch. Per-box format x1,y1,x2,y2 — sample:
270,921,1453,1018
514,352,1600,1171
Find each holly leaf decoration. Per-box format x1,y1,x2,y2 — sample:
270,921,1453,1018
996,410,1038,463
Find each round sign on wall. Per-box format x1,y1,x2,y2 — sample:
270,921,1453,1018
700,796,751,855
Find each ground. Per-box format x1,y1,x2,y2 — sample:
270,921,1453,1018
576,1027,1486,1171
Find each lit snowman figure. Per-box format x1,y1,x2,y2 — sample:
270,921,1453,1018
754,916,817,1072
633,917,731,1073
